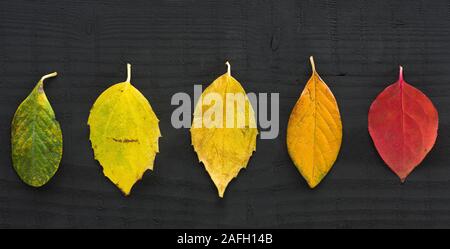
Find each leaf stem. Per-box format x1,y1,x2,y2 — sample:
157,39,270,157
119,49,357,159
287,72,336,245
225,61,231,76
126,63,132,83
40,72,58,82
399,65,404,82
310,56,316,73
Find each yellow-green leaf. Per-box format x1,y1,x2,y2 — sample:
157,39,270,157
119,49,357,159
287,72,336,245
11,72,63,187
88,64,161,195
287,57,343,188
191,62,258,197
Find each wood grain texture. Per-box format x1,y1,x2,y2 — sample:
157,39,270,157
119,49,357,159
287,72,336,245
0,0,449,228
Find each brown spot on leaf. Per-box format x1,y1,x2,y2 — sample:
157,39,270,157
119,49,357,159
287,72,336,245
112,138,139,143
38,84,44,93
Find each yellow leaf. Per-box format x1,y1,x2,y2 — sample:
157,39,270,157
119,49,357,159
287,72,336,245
191,62,258,198
287,57,342,188
88,64,161,195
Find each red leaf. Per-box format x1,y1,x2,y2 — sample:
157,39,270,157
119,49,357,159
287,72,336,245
368,66,439,182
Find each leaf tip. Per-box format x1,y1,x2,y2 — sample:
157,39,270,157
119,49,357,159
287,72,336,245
307,180,319,189
398,173,408,183
119,185,133,196
216,183,227,198
218,189,225,198
395,170,409,183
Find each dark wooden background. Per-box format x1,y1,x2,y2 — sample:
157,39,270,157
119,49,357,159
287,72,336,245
0,0,449,229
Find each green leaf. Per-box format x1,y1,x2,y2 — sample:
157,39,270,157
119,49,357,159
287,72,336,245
11,72,63,187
